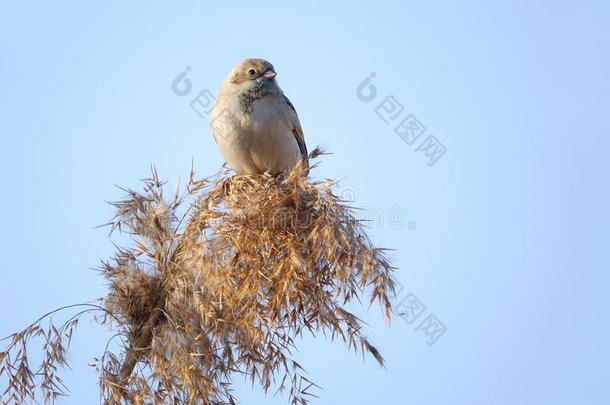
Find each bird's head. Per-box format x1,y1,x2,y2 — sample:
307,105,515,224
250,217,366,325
228,58,278,93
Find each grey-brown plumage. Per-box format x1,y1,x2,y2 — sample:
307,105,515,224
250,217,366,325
210,58,308,175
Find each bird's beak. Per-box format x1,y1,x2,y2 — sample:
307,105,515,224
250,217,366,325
263,70,277,79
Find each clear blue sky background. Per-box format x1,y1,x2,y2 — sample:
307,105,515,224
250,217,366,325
1,1,608,404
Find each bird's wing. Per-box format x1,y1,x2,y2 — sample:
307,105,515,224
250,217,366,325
282,95,309,170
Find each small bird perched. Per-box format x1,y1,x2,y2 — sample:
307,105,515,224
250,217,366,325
210,58,308,176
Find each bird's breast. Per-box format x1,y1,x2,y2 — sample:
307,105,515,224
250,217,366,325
211,93,299,175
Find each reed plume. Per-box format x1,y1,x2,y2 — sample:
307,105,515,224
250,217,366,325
1,153,395,404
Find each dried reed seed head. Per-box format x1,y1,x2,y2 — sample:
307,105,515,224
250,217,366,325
1,159,396,405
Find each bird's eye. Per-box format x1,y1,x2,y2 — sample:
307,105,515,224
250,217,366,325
247,68,257,76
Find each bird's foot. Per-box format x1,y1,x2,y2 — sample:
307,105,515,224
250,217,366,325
222,177,232,195
267,173,285,187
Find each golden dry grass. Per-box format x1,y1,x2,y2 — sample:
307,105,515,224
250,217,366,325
1,155,395,404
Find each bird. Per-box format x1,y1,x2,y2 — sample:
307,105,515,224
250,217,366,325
210,58,308,176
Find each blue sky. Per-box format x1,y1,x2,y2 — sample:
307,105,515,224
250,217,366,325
1,1,609,404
